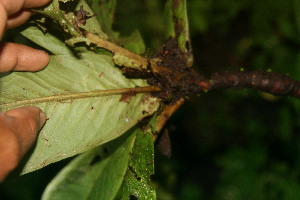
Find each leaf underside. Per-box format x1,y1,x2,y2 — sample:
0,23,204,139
0,0,160,174
0,49,159,174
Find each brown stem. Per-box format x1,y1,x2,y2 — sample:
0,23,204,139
208,71,300,98
156,98,185,133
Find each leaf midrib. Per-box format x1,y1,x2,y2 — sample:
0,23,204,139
0,86,161,109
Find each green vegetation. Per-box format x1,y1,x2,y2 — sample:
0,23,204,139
1,0,300,199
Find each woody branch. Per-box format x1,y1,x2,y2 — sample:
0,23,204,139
203,71,300,98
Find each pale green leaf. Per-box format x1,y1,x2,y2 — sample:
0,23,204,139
0,51,160,174
1,0,161,175
37,0,108,39
22,26,73,56
42,129,137,200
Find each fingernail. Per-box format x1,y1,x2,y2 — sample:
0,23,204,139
39,111,47,128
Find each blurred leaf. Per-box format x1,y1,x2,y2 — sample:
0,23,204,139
187,0,210,33
116,30,146,55
85,0,117,42
293,0,300,34
163,0,176,39
85,0,146,55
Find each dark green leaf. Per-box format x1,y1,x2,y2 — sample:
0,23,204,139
42,129,137,200
121,129,156,199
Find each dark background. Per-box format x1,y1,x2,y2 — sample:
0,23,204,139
1,0,300,199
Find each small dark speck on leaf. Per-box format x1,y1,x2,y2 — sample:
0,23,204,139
91,106,94,110
129,166,142,181
98,72,104,77
120,93,135,103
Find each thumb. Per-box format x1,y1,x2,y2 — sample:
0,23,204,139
0,106,47,182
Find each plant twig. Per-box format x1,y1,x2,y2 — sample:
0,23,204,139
86,33,150,72
156,97,185,133
207,71,300,98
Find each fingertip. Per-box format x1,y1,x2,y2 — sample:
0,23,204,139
6,10,32,29
0,106,47,181
27,49,50,71
5,106,47,134
18,46,50,72
24,0,53,9
39,110,47,128
0,43,50,72
0,4,8,39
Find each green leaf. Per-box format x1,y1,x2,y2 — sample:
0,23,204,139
163,0,176,39
22,26,73,56
85,0,117,42
0,48,159,174
121,129,156,199
42,129,137,200
85,0,146,55
163,0,192,66
37,0,108,39
42,128,156,200
293,0,300,34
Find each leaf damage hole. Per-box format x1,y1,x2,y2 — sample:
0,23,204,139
185,41,191,52
142,110,148,115
129,165,142,181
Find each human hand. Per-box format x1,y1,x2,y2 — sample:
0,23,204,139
0,0,51,182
